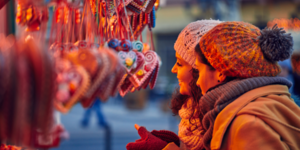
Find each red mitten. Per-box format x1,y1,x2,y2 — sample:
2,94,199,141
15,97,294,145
151,130,180,147
126,126,168,150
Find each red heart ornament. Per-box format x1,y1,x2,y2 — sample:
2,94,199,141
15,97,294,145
128,50,158,88
119,76,134,97
54,65,91,113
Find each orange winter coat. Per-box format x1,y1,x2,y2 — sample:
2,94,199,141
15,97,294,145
164,84,300,150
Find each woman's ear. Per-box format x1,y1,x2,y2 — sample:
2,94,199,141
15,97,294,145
217,72,227,83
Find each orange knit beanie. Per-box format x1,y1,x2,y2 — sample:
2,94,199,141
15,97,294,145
199,21,294,78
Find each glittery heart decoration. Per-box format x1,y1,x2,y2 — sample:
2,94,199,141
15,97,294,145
129,50,158,88
66,50,100,79
131,51,145,74
54,64,91,113
118,51,137,71
119,76,134,97
108,39,120,51
96,48,119,101
81,52,110,108
132,41,143,52
119,39,132,52
111,64,126,97
136,62,158,91
149,62,159,89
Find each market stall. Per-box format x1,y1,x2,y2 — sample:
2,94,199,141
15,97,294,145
0,0,160,149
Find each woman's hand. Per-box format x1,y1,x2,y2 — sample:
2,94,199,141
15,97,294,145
126,124,168,150
126,124,180,150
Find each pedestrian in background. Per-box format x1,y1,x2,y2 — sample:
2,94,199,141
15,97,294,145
81,98,108,128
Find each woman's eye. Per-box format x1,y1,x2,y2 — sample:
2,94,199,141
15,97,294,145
176,62,182,66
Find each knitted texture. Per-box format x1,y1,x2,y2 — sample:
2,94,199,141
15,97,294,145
151,130,180,146
199,21,293,78
126,126,168,150
258,24,293,62
178,98,204,150
174,20,222,68
199,76,292,150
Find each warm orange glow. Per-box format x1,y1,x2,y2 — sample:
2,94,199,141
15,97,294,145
89,0,96,14
17,3,21,12
0,144,22,150
267,18,300,31
26,6,33,21
16,3,22,23
154,0,159,10
64,7,69,24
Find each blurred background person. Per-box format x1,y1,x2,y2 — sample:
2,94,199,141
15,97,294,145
81,98,109,128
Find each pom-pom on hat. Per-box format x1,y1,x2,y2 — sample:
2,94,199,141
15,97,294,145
174,20,222,68
199,21,294,78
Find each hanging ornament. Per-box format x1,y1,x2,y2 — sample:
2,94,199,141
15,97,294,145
54,60,91,113
150,6,155,28
119,39,133,51
16,2,44,32
132,40,143,52
108,38,120,50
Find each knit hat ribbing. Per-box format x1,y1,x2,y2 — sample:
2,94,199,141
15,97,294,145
174,20,222,68
199,21,294,78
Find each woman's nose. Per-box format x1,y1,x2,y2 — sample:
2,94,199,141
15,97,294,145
171,65,177,74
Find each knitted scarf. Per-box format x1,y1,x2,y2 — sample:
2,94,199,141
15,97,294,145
178,98,203,150
178,76,292,150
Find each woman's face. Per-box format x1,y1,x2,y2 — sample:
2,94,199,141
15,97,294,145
171,53,193,96
195,56,225,95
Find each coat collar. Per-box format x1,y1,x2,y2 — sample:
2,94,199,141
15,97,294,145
211,84,290,150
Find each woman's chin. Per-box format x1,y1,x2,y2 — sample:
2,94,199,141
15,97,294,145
179,88,190,96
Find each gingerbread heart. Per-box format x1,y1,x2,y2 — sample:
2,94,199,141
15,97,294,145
118,51,137,72
81,52,110,108
111,64,126,97
66,49,101,79
119,76,134,97
96,48,119,101
130,50,145,74
129,50,158,88
54,64,91,113
149,62,159,89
